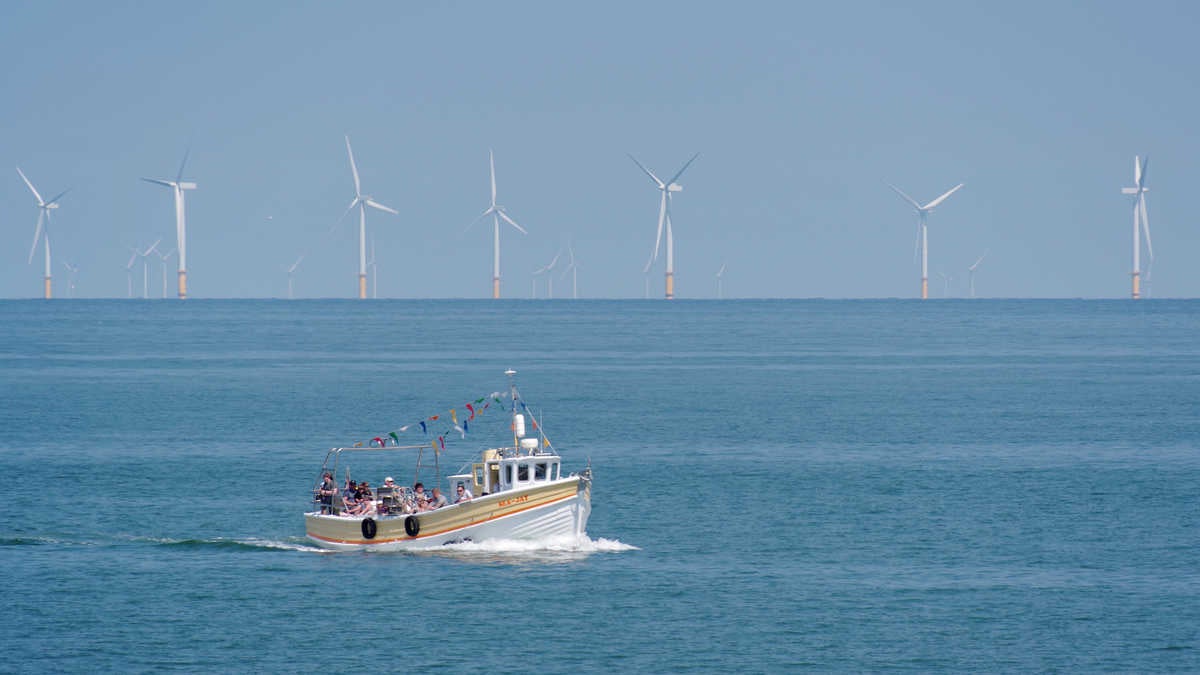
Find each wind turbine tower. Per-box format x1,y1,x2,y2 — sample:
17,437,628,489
716,263,726,299
467,150,527,298
968,250,988,299
630,153,699,299
17,167,69,299
888,182,963,299
337,136,398,299
142,150,197,299
1121,156,1154,299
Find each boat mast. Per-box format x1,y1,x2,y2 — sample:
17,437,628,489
506,368,519,453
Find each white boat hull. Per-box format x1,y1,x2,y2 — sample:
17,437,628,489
305,476,590,552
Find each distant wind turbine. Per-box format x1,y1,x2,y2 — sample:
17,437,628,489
968,250,988,299
125,249,138,298
937,270,953,298
335,136,398,299
716,263,726,299
142,149,196,299
62,262,79,298
560,245,579,299
156,248,176,299
286,255,304,299
466,150,527,298
137,239,161,299
532,251,561,299
888,182,964,300
1121,156,1154,299
17,167,69,299
630,153,699,299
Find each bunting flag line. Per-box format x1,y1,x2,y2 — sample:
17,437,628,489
346,390,523,451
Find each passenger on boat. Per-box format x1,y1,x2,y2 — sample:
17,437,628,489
318,472,336,514
455,485,473,504
429,487,448,510
413,482,430,510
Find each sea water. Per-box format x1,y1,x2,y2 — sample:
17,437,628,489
1,299,1197,672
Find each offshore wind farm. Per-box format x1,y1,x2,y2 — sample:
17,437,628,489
2,3,1198,300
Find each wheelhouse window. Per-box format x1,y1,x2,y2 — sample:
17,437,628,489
535,463,548,480
517,464,529,482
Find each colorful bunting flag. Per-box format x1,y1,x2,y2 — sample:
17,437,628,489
388,431,399,445
466,403,475,420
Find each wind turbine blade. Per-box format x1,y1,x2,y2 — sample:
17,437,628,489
127,249,139,268
144,238,162,257
1134,156,1142,187
667,152,700,185
888,183,922,210
651,192,666,262
717,263,726,277
176,146,191,183
142,177,175,188
1137,156,1149,190
28,211,44,264
365,199,399,215
345,135,361,195
45,188,70,205
464,207,494,234
1140,197,1153,262
326,196,357,234
16,167,44,204
923,183,964,210
498,210,527,235
627,154,665,188
489,149,497,205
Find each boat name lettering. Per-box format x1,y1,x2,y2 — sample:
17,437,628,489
499,495,530,508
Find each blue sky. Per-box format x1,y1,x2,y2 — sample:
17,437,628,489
2,1,1197,298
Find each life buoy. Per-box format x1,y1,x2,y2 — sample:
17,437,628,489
361,517,377,539
404,515,420,537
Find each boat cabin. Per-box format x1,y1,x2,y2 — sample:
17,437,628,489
449,439,563,497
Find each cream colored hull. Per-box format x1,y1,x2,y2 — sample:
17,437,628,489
306,476,590,551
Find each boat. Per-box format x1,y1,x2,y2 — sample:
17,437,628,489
304,370,592,551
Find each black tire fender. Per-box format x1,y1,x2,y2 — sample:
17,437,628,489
361,517,377,539
404,515,420,538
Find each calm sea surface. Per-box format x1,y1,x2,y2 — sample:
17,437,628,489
1,299,1197,672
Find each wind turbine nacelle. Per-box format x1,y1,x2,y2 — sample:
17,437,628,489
668,184,683,192
1121,187,1138,194
180,182,198,190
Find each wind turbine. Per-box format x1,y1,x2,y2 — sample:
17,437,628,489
137,239,161,299
125,249,138,298
286,255,304,299
467,150,527,298
716,263,726,299
142,149,197,299
62,262,79,298
334,136,397,299
889,182,963,299
156,248,176,299
1121,156,1154,299
560,245,579,299
532,251,561,299
17,167,69,299
630,153,699,299
937,270,953,298
968,250,988,299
